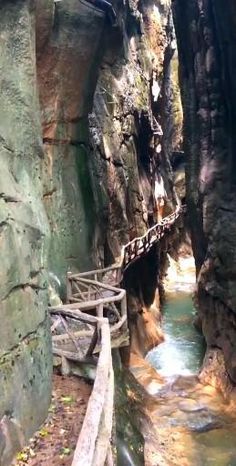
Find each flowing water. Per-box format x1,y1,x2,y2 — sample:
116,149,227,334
147,293,205,378
142,286,236,466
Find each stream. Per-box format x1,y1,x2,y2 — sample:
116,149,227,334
147,294,205,378
143,288,236,466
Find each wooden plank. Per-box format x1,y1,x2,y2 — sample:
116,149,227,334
69,264,120,280
59,315,81,352
77,277,125,295
77,292,126,309
52,347,96,364
52,329,93,342
96,302,104,318
50,307,98,325
56,291,126,312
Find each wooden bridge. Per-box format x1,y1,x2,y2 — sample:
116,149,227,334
122,204,184,270
49,204,185,466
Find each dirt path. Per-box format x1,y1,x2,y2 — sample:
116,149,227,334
13,374,91,466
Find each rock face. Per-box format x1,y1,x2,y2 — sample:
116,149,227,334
173,0,236,386
0,0,178,461
87,0,179,264
38,0,106,285
0,2,52,463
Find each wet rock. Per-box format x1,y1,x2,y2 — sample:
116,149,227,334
199,348,233,398
169,409,222,433
178,400,206,413
146,381,164,396
188,418,222,434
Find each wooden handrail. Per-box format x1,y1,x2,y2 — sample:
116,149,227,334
74,277,125,295
121,204,185,269
72,264,120,279
123,205,181,249
50,307,99,325
71,319,113,466
50,307,115,466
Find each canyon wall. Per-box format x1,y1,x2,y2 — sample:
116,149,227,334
0,0,179,461
0,3,51,464
173,0,236,388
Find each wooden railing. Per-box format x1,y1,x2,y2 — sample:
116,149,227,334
73,264,121,285
65,271,128,346
122,204,185,269
50,307,114,466
49,268,129,466
72,318,113,466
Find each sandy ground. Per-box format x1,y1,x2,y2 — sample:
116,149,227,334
12,374,91,466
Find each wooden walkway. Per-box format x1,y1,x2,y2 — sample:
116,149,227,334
122,204,185,270
49,204,185,466
49,268,128,466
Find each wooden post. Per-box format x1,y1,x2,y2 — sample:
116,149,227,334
71,321,112,466
120,296,128,331
66,272,73,303
61,356,70,376
96,303,104,318
86,326,98,357
144,237,147,253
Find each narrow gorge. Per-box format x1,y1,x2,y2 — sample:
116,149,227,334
1,0,236,465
